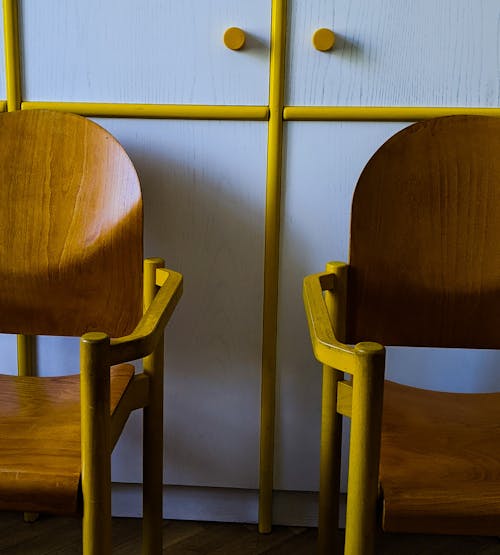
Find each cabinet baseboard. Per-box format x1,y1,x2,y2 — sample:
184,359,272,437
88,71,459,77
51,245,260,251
112,483,347,528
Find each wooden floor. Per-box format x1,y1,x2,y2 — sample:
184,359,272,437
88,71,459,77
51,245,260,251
1,512,500,554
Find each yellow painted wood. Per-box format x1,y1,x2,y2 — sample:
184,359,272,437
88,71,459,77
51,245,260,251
79,259,181,555
0,101,6,111
312,28,336,52
155,267,170,287
337,380,352,417
21,101,269,121
223,27,246,51
344,344,385,555
80,332,112,555
258,0,287,534
110,373,149,448
142,258,166,555
17,334,36,376
303,272,363,375
109,266,183,365
318,263,348,554
2,0,21,111
284,106,500,121
304,268,385,555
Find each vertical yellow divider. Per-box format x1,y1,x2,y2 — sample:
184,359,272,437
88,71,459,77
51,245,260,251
3,0,35,375
259,0,287,533
3,0,21,111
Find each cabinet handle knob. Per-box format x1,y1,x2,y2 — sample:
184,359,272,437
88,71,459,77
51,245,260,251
312,28,336,52
224,27,246,50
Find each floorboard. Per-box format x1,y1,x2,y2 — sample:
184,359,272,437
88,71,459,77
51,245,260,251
1,512,500,553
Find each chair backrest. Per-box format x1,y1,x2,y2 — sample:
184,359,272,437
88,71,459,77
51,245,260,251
0,110,143,337
346,116,500,349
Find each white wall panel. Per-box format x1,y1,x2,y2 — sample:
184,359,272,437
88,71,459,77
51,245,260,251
88,118,267,489
276,121,500,491
20,0,271,105
287,0,500,107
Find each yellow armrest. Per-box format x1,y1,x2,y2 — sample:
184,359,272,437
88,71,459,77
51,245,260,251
303,271,384,376
109,268,183,364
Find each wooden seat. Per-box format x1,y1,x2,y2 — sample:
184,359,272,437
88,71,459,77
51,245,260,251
303,115,500,554
0,366,133,514
381,381,500,535
0,109,183,555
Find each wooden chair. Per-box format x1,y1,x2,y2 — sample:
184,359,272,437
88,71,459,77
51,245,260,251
0,109,183,554
303,115,500,554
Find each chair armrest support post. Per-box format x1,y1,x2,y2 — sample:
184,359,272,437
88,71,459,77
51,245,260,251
80,332,112,555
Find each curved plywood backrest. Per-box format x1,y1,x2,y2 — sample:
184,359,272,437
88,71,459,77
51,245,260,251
347,116,500,348
0,110,143,337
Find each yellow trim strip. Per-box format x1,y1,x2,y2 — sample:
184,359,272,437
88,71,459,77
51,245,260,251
22,101,269,121
3,0,21,111
258,0,287,534
284,106,500,122
0,101,6,111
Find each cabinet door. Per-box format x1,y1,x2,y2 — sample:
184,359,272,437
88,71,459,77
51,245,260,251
87,119,267,489
277,121,500,491
287,0,500,107
20,0,271,105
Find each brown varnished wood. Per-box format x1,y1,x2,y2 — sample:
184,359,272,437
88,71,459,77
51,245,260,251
380,380,500,535
0,365,134,514
347,116,500,348
0,110,143,337
343,116,500,541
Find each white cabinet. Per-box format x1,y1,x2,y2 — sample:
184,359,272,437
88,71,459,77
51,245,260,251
91,118,267,489
20,0,271,105
5,0,500,525
287,0,500,106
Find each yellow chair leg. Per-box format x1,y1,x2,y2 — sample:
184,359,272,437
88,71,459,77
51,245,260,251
344,346,385,555
142,259,165,554
19,335,39,524
17,334,36,376
318,366,344,554
81,332,112,555
319,261,348,554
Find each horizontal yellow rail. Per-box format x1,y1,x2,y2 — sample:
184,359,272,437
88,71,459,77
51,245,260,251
22,101,270,121
284,106,500,122
22,102,500,122
0,101,6,111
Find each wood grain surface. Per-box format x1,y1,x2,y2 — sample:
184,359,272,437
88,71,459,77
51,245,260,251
381,380,500,535
0,366,134,514
348,116,500,348
0,110,143,337
1,512,500,554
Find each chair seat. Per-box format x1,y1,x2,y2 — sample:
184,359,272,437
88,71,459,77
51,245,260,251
0,366,134,515
380,380,500,536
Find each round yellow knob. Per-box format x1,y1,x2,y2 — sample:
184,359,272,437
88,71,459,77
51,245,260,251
224,27,246,51
312,28,336,52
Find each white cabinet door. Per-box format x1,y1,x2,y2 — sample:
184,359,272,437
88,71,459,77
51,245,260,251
276,121,500,491
20,0,271,105
86,119,267,489
287,0,500,107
